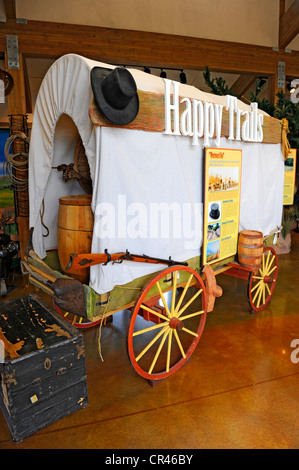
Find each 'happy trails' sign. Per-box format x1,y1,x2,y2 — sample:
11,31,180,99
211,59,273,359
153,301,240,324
163,79,264,147
90,77,282,146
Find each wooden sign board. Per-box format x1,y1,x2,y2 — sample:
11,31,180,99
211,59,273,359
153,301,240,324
202,148,242,266
283,149,297,205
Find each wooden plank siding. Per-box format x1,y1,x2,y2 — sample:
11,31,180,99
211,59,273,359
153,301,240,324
1,19,299,76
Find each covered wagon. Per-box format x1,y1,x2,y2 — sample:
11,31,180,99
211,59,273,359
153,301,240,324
24,53,285,381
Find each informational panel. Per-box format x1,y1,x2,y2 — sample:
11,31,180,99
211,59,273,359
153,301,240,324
202,148,242,266
283,149,297,205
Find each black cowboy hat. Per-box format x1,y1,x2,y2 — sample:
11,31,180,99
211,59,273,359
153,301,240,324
90,66,139,126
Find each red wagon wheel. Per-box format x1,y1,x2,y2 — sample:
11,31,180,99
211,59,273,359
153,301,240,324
247,247,278,312
52,298,103,329
126,265,207,382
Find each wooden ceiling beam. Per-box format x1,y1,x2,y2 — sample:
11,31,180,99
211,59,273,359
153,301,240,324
3,0,16,20
1,19,299,76
230,73,259,98
279,0,299,49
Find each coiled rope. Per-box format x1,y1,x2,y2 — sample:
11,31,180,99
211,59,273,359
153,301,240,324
3,132,29,191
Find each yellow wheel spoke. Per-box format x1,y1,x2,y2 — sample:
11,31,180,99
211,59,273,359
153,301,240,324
258,267,264,277
265,250,271,271
173,330,186,358
135,325,169,362
265,283,271,296
156,281,171,318
166,330,173,373
179,310,204,321
253,276,264,280
266,254,275,274
177,289,202,318
267,265,277,276
133,321,168,337
252,282,263,303
262,252,265,274
170,271,178,317
256,284,264,308
140,303,169,322
182,326,198,337
262,283,266,306
148,329,169,374
173,273,194,316
251,279,262,293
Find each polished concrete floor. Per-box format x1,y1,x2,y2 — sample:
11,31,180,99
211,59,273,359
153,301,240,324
0,232,298,449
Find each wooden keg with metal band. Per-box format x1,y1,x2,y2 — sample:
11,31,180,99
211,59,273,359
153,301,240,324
238,230,263,271
57,194,93,284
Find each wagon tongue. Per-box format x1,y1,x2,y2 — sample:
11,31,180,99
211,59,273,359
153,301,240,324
53,278,87,319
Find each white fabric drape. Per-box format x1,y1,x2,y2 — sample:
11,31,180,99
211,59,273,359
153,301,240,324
28,54,284,295
29,54,102,257
89,127,283,294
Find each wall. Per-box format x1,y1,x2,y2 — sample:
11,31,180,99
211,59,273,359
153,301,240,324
15,0,298,49
0,0,297,123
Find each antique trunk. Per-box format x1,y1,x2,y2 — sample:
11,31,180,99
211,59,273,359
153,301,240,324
0,293,88,443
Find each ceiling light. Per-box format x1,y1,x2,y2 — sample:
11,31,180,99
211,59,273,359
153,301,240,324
287,82,295,93
258,77,267,88
180,70,187,84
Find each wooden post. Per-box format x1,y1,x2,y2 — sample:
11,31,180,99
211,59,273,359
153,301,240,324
230,73,259,101
5,52,30,259
268,1,287,107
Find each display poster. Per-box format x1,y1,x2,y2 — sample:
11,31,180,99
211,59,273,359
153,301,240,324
202,148,242,266
283,149,297,205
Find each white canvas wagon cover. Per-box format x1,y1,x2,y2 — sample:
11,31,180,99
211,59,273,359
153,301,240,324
29,54,284,295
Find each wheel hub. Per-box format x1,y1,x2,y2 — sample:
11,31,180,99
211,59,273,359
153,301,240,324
169,317,184,330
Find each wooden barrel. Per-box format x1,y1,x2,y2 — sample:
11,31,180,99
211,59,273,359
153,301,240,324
57,194,93,284
238,230,263,270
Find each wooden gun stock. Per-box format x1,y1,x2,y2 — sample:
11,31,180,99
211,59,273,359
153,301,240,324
66,250,188,273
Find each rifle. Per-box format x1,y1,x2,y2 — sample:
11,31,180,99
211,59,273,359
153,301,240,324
66,249,188,273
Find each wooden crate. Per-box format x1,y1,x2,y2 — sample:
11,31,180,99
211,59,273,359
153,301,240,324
0,293,88,443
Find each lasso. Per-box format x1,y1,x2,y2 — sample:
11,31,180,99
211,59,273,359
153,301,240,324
3,132,29,192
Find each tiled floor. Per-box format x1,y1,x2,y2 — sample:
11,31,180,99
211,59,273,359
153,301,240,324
0,231,298,449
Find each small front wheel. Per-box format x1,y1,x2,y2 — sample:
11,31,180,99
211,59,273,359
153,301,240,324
126,265,207,382
247,247,278,312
